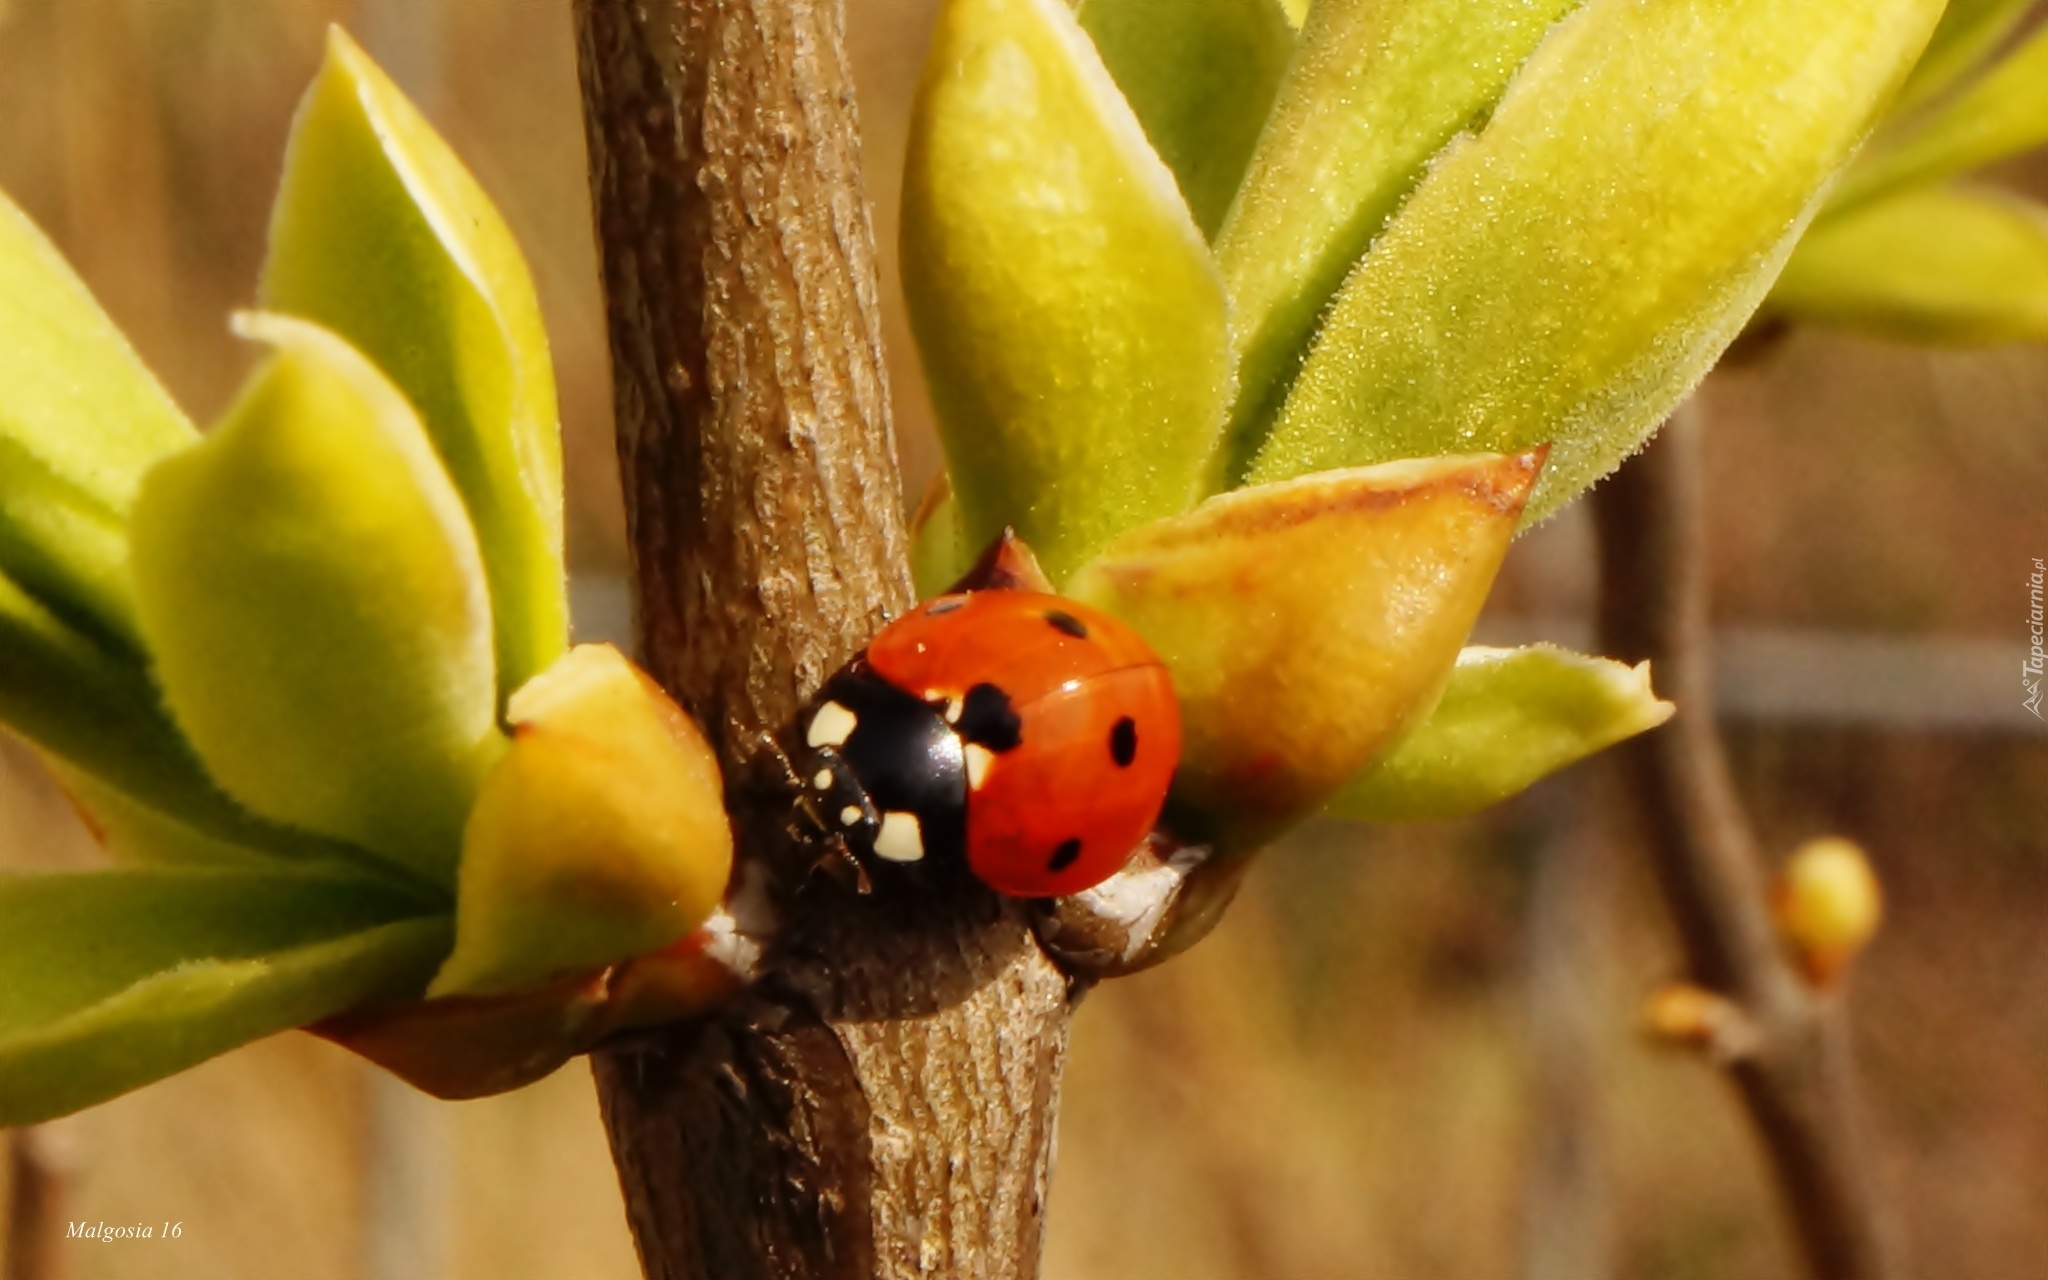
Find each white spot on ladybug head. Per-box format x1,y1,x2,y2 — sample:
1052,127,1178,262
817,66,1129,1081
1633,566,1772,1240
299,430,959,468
807,701,858,749
943,696,964,724
812,769,833,791
872,811,926,862
839,805,863,827
964,743,995,790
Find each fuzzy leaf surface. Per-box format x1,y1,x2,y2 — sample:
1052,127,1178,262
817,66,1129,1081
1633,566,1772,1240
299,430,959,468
1329,643,1672,822
1073,0,1294,238
1247,0,1944,522
130,314,505,884
1770,184,2048,345
0,193,196,648
903,0,1234,583
1212,0,1581,480
0,868,447,1123
264,29,565,699
0,570,318,859
1068,452,1539,850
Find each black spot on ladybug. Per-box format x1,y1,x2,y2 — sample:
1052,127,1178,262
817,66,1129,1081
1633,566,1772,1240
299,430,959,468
1109,716,1138,767
1044,609,1089,639
1048,838,1083,872
957,682,1023,752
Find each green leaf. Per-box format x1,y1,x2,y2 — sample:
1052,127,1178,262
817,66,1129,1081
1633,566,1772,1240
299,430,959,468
903,0,1235,584
3,570,448,890
264,28,566,700
1888,0,2037,120
1245,0,1945,522
1212,0,1583,482
1,570,228,832
0,570,292,857
1068,452,1540,851
0,191,196,649
130,313,507,884
909,482,970,600
0,868,449,1124
1828,22,2048,219
1073,0,1294,239
1768,183,2048,345
1327,643,1672,822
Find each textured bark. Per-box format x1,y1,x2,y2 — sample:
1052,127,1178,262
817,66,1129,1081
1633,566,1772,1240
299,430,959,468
574,2,1074,1277
1594,407,1899,1280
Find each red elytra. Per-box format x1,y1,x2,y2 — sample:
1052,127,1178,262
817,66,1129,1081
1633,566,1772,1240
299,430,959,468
862,590,1181,898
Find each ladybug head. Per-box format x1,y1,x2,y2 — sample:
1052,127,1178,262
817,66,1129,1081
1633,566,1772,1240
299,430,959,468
792,663,969,873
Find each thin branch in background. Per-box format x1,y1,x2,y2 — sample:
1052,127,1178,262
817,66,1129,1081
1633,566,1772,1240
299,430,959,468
4,1126,69,1280
1592,402,1900,1280
1516,775,1617,1280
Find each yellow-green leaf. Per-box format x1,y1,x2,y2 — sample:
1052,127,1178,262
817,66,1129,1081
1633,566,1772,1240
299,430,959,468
0,868,448,1124
1212,0,1582,481
1247,0,1944,523
0,191,196,649
1769,183,2048,345
909,479,969,599
1328,643,1672,822
1073,0,1294,239
1888,0,2036,120
130,313,506,884
1829,23,2048,219
264,28,566,699
1068,452,1540,850
0,569,315,862
903,0,1234,584
431,645,732,997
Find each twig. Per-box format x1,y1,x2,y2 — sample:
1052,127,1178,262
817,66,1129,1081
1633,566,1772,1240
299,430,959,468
1515,776,1616,1280
574,2,1073,1277
4,1127,68,1280
1592,402,1900,1280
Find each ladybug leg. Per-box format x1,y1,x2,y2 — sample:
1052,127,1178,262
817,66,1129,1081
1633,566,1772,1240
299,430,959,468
753,729,873,893
814,835,873,895
751,730,830,831
753,729,805,792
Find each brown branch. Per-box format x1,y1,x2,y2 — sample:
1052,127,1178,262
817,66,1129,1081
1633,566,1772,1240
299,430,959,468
4,1127,68,1280
1592,403,1899,1280
574,3,1073,1277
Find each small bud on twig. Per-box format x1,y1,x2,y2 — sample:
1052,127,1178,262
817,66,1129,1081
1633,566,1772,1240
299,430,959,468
1772,836,1883,988
1643,982,1764,1063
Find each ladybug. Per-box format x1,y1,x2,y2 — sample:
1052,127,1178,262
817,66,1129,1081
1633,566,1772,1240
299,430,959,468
793,589,1180,898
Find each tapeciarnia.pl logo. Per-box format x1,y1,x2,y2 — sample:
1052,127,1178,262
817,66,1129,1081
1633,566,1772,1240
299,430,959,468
2026,557,2045,720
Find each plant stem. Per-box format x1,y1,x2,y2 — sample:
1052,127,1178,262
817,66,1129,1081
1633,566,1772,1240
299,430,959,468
573,3,1072,1277
1592,402,1899,1280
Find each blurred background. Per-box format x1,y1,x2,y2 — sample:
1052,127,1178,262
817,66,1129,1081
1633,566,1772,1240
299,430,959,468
0,1,2043,1278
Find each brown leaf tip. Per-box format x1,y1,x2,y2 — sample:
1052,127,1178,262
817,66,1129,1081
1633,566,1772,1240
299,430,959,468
949,527,1055,593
